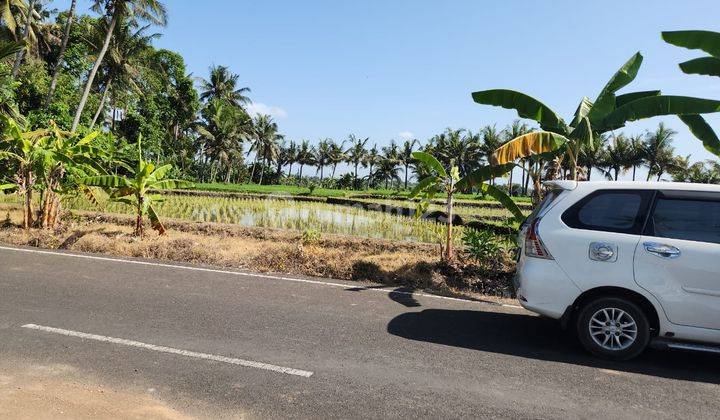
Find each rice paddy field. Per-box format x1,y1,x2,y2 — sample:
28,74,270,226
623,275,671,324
0,193,477,245
350,197,529,221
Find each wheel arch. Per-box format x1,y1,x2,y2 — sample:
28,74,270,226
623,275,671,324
563,286,661,336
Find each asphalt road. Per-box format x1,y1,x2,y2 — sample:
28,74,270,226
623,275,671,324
1,245,719,419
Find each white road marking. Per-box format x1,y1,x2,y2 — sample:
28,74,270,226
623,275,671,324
0,245,522,309
21,323,313,378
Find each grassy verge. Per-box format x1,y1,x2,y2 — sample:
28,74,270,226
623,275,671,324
0,206,517,302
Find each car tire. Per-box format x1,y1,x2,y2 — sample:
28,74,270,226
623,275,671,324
576,297,650,361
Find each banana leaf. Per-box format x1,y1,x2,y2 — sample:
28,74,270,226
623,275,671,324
411,151,447,178
678,114,720,156
679,56,720,77
491,131,569,164
471,89,566,132
662,30,720,58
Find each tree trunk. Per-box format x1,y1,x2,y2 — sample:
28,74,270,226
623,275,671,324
12,0,35,78
135,196,144,236
22,170,33,229
632,166,637,181
299,164,304,179
319,165,324,181
45,0,77,108
89,78,112,129
508,167,513,196
445,185,454,261
71,12,118,132
354,162,359,184
404,164,409,190
259,158,265,185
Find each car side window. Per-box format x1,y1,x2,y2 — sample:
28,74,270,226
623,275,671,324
562,190,653,234
648,197,720,245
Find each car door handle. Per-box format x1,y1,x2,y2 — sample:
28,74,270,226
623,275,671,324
643,242,681,259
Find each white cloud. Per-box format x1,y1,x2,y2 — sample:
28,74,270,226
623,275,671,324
399,131,414,140
245,102,288,119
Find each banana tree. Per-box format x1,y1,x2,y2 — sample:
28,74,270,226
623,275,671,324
410,151,522,261
662,30,720,157
472,52,720,181
0,118,104,229
82,135,192,236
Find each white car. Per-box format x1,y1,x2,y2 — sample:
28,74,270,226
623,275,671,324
515,181,720,360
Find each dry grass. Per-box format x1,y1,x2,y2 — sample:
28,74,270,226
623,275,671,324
0,206,516,302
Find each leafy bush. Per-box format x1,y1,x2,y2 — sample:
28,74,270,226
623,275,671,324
462,229,502,264
301,228,321,244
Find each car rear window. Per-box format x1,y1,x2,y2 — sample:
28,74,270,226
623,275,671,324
522,189,562,228
647,197,720,244
562,189,654,234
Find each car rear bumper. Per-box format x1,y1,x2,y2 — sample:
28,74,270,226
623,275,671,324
515,255,581,319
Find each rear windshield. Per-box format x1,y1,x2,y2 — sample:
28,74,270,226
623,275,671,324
522,189,562,228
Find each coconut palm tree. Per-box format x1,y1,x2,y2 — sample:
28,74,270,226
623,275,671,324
10,0,33,77
643,123,677,181
473,52,720,180
44,0,76,108
346,134,368,186
89,22,160,129
601,134,633,180
295,139,313,180
200,64,251,106
71,0,167,132
313,139,331,181
363,144,381,187
578,135,608,180
328,139,346,179
251,114,282,185
0,0,26,37
284,140,298,177
501,121,532,194
195,99,250,182
399,138,418,189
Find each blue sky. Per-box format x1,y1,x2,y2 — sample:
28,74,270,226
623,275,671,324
59,0,720,179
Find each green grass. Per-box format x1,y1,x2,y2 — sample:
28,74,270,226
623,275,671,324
191,182,533,203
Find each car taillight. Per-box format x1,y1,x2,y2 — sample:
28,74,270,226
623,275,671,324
524,218,553,259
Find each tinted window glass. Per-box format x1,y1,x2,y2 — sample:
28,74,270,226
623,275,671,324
562,190,652,234
578,193,641,229
522,189,561,228
650,198,720,244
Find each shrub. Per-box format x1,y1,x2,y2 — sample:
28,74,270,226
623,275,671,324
462,229,502,264
301,228,321,244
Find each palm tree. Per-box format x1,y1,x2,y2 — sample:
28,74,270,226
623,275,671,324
328,139,346,179
628,134,645,181
651,146,678,181
0,0,26,37
362,144,381,187
71,0,167,132
251,114,282,185
90,22,160,129
10,0,33,77
44,0,76,108
195,99,250,183
200,65,251,106
578,135,607,180
602,134,633,180
643,123,677,181
313,139,331,181
295,139,313,180
473,52,720,180
399,138,418,189
346,134,368,186
284,140,298,177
